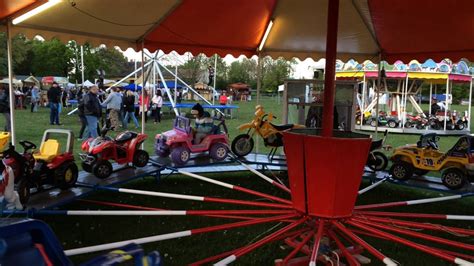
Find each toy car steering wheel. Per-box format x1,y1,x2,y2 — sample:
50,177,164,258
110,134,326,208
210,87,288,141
19,140,37,152
261,114,277,122
428,140,439,150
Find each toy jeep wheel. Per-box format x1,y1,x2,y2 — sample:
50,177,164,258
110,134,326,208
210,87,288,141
210,143,228,161
93,160,113,179
16,179,30,205
171,146,191,165
231,134,254,157
367,151,388,171
442,168,466,190
58,162,78,190
133,149,149,167
388,120,398,128
82,162,92,173
390,161,413,181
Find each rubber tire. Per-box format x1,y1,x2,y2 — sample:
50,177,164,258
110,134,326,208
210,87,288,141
17,178,30,205
171,146,191,165
442,168,467,190
390,161,414,181
387,120,398,128
82,161,92,173
58,163,79,190
156,149,170,158
210,143,228,161
231,134,254,157
133,149,149,167
369,119,377,127
404,122,412,128
367,151,388,171
414,169,429,176
93,160,113,179
456,122,466,130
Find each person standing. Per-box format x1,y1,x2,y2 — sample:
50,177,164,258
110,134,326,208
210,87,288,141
219,90,229,116
208,65,215,85
30,85,40,112
0,87,11,132
83,86,101,138
152,90,163,124
122,90,139,129
138,89,150,123
47,82,62,125
101,87,122,131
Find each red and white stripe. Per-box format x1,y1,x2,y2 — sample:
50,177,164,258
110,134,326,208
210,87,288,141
238,161,291,193
59,209,293,216
358,178,387,195
355,194,469,210
356,211,474,221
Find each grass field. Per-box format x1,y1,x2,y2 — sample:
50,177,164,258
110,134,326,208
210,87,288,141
7,97,474,265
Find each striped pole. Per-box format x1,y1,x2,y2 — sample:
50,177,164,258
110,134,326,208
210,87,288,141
355,193,474,210
89,185,292,209
358,178,387,195
352,218,474,251
332,221,397,266
65,213,298,256
327,230,361,266
178,170,292,205
309,220,326,266
281,231,314,265
355,211,474,221
214,217,308,266
347,220,474,265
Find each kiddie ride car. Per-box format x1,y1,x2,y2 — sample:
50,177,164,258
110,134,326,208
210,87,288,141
389,133,474,190
366,111,400,128
155,116,229,165
366,130,390,171
231,105,304,158
81,128,149,179
2,129,78,204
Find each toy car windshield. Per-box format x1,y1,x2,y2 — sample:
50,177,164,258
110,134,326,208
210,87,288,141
174,116,191,133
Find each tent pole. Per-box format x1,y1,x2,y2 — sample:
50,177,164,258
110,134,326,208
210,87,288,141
6,21,15,145
80,45,85,85
402,73,409,129
428,82,432,131
213,54,217,105
360,74,366,129
444,78,448,131
374,57,381,138
256,53,262,105
174,63,178,105
468,78,473,131
155,63,179,116
141,42,145,135
322,0,340,137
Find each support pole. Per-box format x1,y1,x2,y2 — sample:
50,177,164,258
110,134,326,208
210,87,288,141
213,54,217,105
174,64,178,104
80,45,85,85
374,60,382,137
321,0,340,137
256,53,262,105
155,64,179,116
469,78,473,131
141,42,145,134
360,74,366,129
429,82,432,120
6,21,16,145
444,78,449,131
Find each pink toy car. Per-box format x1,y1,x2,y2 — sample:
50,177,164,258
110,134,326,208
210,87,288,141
155,116,229,165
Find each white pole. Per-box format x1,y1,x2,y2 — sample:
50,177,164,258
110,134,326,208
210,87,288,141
360,74,366,129
6,21,15,145
428,82,432,131
403,73,409,128
155,64,179,116
141,43,145,134
468,79,473,131
174,64,178,104
444,78,449,131
80,45,85,85
213,54,217,105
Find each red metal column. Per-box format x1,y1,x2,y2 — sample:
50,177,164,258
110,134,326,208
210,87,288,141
322,0,340,137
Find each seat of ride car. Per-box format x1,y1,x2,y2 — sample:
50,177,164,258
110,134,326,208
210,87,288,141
115,131,137,143
270,123,294,131
33,139,60,162
417,133,439,149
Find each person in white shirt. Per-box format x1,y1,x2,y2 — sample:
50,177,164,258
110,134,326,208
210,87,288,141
151,90,163,124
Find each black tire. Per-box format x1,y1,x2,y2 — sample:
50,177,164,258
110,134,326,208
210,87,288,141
58,162,79,190
170,146,191,165
210,142,228,161
367,151,388,171
231,134,254,157
369,119,377,127
414,169,429,176
387,120,398,128
456,122,466,130
93,160,113,179
82,161,92,173
404,122,413,128
442,168,467,190
389,161,414,181
16,178,30,205
133,149,149,167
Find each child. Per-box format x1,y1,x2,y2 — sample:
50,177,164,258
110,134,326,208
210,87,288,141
191,103,213,144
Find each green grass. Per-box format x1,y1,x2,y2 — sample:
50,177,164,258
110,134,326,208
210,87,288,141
6,98,474,265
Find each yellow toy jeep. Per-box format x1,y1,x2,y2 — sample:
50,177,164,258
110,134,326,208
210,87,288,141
389,133,474,189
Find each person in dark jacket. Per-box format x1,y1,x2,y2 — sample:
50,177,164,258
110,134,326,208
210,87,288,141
47,81,62,125
83,85,101,138
122,90,139,129
0,87,11,132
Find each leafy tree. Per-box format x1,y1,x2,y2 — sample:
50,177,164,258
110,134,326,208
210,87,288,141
227,58,257,88
261,57,295,93
0,33,33,76
29,38,74,77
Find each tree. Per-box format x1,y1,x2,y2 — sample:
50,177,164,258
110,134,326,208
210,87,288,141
227,58,257,88
29,38,74,77
0,33,33,76
261,57,295,93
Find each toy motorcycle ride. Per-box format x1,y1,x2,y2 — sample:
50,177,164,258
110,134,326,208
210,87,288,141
366,111,399,128
366,130,389,171
155,116,229,165
231,105,304,157
2,129,78,204
81,128,149,179
404,113,428,129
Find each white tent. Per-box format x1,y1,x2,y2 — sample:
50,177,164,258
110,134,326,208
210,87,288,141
82,80,94,87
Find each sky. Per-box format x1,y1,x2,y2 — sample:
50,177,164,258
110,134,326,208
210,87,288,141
121,48,326,79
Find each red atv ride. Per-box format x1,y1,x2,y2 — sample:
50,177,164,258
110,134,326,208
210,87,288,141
80,128,149,179
155,116,229,165
2,129,78,204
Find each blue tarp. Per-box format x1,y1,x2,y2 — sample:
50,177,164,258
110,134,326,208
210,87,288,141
122,84,142,91
158,81,182,89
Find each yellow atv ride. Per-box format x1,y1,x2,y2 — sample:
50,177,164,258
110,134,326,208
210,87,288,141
389,133,474,190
